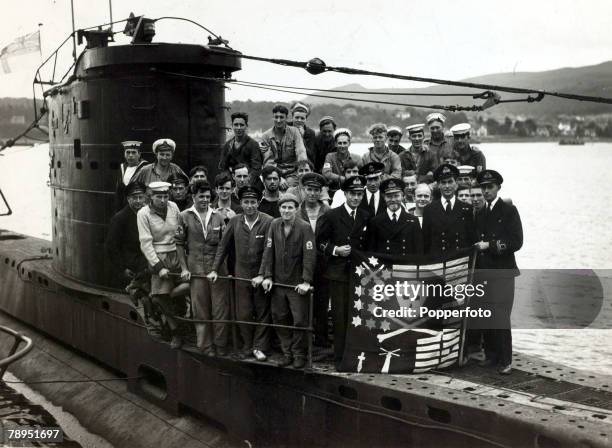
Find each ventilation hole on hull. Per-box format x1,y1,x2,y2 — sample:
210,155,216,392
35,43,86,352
90,161,98,169
535,434,562,448
427,406,451,424
101,301,110,311
137,365,168,401
76,161,82,169
381,396,402,411
57,161,61,168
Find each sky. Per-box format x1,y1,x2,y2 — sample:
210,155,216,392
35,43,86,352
1,0,612,101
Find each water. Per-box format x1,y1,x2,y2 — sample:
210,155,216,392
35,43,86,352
1,142,611,375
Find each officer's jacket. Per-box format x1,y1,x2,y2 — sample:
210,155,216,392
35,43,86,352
315,206,369,282
175,207,225,274
475,199,523,276
212,212,274,277
358,190,386,217
422,198,476,256
366,209,423,256
259,217,316,285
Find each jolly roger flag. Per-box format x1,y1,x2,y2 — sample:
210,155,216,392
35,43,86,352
339,248,476,374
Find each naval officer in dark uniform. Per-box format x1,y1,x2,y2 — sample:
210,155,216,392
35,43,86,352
316,175,369,368
366,178,422,256
474,169,523,375
422,164,476,256
358,161,386,217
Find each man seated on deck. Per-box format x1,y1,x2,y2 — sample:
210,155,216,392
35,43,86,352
175,181,230,357
218,112,263,184
260,104,308,188
254,193,316,369
130,138,187,187
105,181,150,309
361,123,402,180
208,186,274,361
136,181,185,349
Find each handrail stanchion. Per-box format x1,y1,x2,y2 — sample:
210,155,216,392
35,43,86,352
227,275,239,354
0,326,34,379
307,289,314,371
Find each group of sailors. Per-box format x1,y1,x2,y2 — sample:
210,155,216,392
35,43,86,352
105,103,523,374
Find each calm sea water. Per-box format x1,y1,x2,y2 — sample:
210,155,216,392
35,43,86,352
1,142,611,374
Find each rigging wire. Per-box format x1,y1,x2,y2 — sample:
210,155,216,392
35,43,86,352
216,50,612,105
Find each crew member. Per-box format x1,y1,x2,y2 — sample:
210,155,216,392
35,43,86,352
470,185,485,214
322,128,361,196
313,116,337,172
450,124,486,174
412,183,433,227
115,140,148,210
209,186,274,361
422,164,476,256
316,176,368,368
387,126,406,155
286,160,330,203
176,181,230,356
457,165,476,189
290,102,316,161
257,193,316,369
329,160,360,208
457,186,472,204
361,123,402,180
367,178,422,255
168,172,192,211
105,181,149,306
474,169,523,375
218,112,262,183
131,138,187,187
189,165,209,184
424,112,452,164
258,165,282,218
298,173,331,347
402,172,418,207
399,123,438,183
212,171,242,222
358,162,386,216
136,181,185,349
261,104,308,187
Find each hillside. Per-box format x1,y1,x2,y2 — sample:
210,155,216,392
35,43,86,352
304,61,612,120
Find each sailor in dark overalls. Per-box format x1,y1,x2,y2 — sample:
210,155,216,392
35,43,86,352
316,176,369,368
422,163,476,257
474,169,523,375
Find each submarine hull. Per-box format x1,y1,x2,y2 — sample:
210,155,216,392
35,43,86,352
1,231,611,447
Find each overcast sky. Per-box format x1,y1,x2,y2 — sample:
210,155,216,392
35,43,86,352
2,0,611,101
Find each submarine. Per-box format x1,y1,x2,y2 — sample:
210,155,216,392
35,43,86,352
1,13,611,448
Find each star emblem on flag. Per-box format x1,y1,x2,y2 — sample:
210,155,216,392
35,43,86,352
354,286,362,296
368,303,377,314
366,318,377,329
380,320,391,332
354,299,363,311
368,256,379,267
381,269,392,280
355,266,364,276
351,316,363,327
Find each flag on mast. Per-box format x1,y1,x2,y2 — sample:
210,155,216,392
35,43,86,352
1,31,42,74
